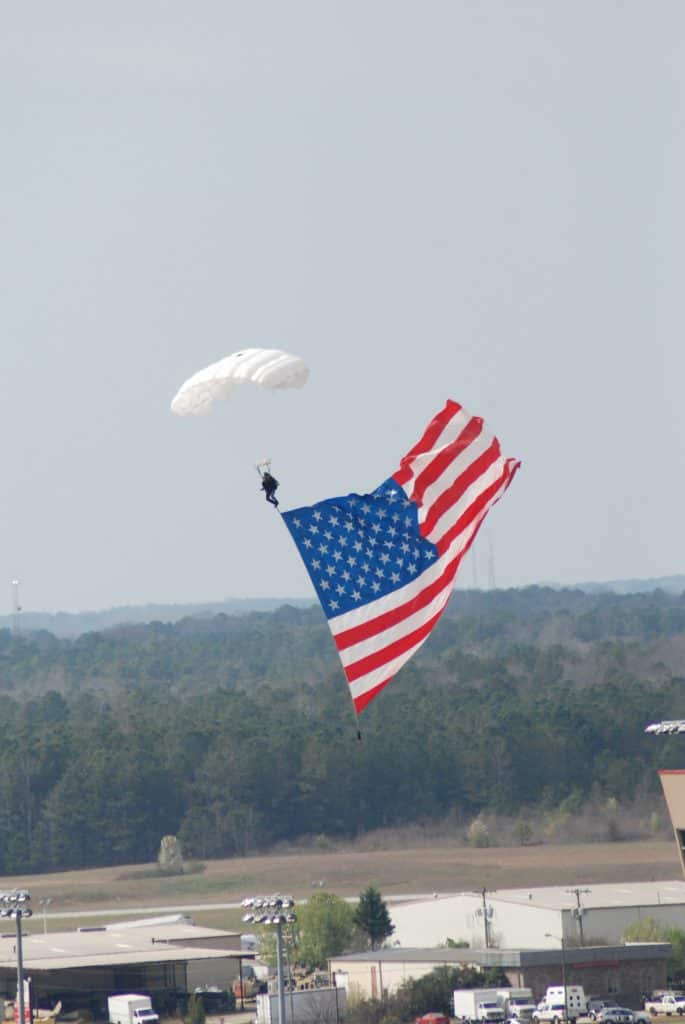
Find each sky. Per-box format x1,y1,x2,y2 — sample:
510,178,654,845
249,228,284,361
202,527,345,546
1,2,684,614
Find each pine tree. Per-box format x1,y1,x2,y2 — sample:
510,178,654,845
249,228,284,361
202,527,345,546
354,885,395,949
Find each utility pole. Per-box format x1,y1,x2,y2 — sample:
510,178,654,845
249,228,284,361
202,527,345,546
566,887,590,946
477,888,494,948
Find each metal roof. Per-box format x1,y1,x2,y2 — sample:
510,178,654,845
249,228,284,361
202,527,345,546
0,922,252,974
473,881,685,912
330,944,673,967
0,946,237,973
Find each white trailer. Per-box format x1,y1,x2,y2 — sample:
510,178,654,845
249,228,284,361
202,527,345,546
256,986,345,1024
454,989,506,1023
545,987,586,1018
533,988,586,1024
107,996,159,1024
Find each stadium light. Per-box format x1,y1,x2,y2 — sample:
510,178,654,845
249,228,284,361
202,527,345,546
0,890,33,1024
242,896,297,1024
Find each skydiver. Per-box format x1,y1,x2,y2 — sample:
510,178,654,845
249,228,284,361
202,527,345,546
259,469,280,507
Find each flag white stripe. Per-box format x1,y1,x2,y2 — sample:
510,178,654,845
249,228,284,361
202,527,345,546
425,455,509,546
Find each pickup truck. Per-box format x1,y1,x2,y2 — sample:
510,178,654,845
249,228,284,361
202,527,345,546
533,1002,584,1024
533,1003,572,1024
644,996,685,1016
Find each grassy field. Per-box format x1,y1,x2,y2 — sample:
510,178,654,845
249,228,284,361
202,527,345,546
1,838,680,935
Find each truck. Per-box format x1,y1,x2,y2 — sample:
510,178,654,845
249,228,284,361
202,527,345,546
533,988,587,1024
454,989,507,1023
497,989,537,1022
107,995,159,1024
644,994,685,1016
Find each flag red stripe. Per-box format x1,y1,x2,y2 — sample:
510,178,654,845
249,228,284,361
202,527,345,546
421,438,501,538
352,677,393,713
393,400,463,486
436,459,520,556
333,554,459,651
410,416,485,508
342,608,445,683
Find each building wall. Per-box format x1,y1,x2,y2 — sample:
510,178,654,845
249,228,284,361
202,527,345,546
392,897,563,949
519,957,667,1007
330,958,454,1000
186,958,238,991
329,954,668,1007
391,896,685,950
659,770,685,878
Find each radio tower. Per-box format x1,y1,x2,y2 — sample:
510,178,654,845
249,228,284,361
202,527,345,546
11,579,22,633
488,534,497,590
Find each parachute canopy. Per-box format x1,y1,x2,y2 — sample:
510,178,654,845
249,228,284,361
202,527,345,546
170,348,309,416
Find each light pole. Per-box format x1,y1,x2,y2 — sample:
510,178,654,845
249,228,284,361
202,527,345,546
545,932,568,1023
0,890,33,1024
242,896,297,1024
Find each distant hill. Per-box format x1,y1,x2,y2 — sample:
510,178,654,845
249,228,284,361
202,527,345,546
1,575,683,637
0,596,315,637
569,575,685,595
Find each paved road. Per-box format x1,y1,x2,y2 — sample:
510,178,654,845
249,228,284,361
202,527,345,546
45,892,446,922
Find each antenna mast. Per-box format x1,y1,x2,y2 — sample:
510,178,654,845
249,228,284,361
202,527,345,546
488,534,496,590
11,579,22,634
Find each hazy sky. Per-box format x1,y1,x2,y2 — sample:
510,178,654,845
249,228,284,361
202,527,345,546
2,2,684,614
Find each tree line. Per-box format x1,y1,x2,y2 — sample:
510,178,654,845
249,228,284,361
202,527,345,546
1,586,685,873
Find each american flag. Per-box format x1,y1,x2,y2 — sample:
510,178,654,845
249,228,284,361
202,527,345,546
282,399,520,714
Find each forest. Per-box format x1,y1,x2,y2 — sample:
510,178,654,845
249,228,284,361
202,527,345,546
1,586,685,874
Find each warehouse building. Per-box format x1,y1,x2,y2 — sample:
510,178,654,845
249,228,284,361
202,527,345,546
0,919,252,1018
659,769,685,878
389,881,685,949
329,942,671,1006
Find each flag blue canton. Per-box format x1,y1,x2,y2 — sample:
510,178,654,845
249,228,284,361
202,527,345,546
282,477,439,619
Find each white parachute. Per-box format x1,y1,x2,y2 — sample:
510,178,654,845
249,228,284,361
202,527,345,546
170,348,309,416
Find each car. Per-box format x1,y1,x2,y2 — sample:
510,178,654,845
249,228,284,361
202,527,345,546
415,1015,450,1024
596,1010,633,1024
587,1002,620,1021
